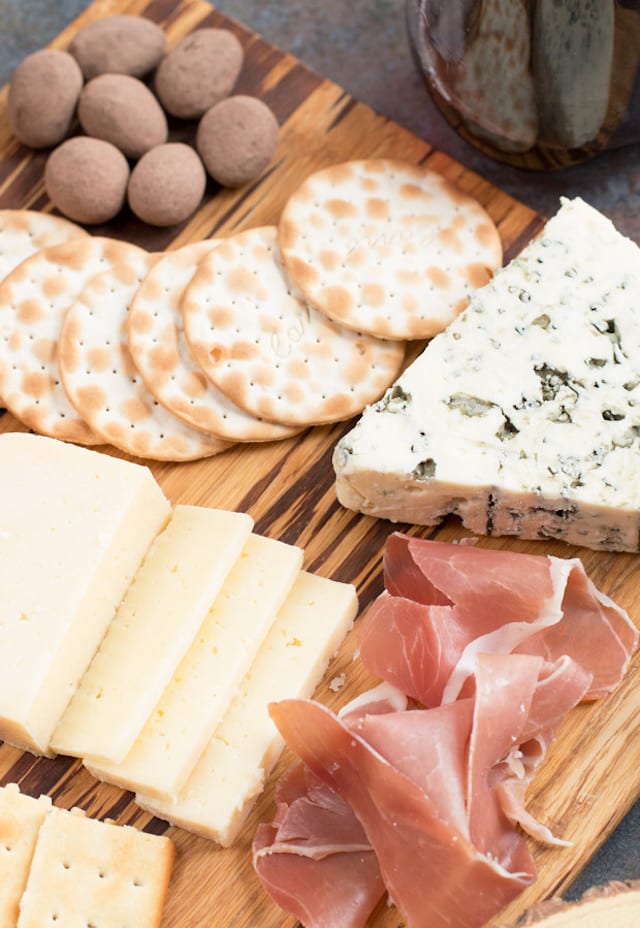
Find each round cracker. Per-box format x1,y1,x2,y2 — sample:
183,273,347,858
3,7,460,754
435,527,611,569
182,226,405,427
0,236,144,444
59,250,232,461
278,159,503,339
0,209,89,281
127,241,299,442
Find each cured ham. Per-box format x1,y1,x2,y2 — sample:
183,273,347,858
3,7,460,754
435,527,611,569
253,764,384,928
362,535,637,704
254,685,405,928
265,695,534,928
254,535,637,928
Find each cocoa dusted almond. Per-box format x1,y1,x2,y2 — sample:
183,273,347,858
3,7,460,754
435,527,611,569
68,15,166,80
127,143,206,227
154,28,244,119
78,74,168,160
8,49,83,149
45,136,130,225
196,95,279,187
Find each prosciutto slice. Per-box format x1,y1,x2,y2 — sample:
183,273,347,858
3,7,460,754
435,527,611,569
253,685,406,928
361,535,637,704
267,697,535,928
254,536,637,928
253,765,384,928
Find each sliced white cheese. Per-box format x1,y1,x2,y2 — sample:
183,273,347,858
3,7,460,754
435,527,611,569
136,571,357,846
0,784,51,928
51,506,253,764
334,197,640,552
0,433,169,755
86,533,303,798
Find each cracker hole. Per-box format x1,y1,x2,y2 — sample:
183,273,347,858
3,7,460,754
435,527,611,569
62,861,71,869
4,844,11,852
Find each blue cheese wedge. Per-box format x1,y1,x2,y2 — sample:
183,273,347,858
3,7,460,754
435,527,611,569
333,197,640,552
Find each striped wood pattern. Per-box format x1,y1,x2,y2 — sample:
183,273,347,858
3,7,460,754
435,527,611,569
0,1,638,926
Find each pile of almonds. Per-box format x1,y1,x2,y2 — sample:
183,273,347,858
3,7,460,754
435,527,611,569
8,15,279,227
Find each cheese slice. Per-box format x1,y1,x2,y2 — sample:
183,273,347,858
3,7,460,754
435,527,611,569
51,506,253,764
0,784,51,928
87,533,303,798
136,571,357,846
334,198,640,552
0,433,169,755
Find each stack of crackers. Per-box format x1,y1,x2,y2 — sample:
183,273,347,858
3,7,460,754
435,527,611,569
0,160,502,461
0,783,173,928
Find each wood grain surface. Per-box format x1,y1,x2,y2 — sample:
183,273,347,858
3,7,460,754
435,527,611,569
0,1,638,927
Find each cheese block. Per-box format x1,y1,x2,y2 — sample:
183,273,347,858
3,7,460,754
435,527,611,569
333,198,640,552
136,570,357,846
51,506,253,764
0,433,169,755
0,785,51,928
87,533,303,798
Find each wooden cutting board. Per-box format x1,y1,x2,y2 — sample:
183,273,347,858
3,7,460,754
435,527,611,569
0,1,638,926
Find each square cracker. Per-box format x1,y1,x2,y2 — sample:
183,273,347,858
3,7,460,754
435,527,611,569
0,784,51,928
17,807,174,928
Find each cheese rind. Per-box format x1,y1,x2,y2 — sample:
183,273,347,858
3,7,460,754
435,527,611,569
136,571,357,846
0,784,51,928
334,198,640,552
51,505,253,764
87,533,303,798
0,433,170,754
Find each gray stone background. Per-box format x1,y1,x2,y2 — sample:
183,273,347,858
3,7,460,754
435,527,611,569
0,0,638,905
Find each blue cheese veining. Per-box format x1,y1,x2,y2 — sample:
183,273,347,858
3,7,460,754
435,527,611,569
333,198,640,551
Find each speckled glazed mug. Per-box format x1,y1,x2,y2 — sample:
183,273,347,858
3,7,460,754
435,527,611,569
407,0,640,170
